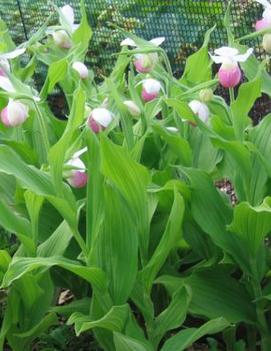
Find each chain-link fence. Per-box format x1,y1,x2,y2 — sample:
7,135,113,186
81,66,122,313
0,0,270,120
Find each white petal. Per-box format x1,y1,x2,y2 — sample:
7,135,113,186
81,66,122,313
71,24,80,33
209,53,224,64
214,46,239,57
120,38,137,47
235,48,253,62
0,48,25,60
0,59,10,72
72,147,87,159
0,77,15,92
255,0,271,9
60,5,74,27
189,100,209,123
123,100,141,116
91,108,113,128
166,126,178,133
67,157,86,171
142,79,161,94
149,37,165,46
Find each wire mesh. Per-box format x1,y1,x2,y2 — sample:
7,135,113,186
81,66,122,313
0,0,270,120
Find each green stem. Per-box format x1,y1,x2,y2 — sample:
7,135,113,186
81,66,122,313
179,79,219,99
251,280,271,351
229,88,235,105
237,28,271,42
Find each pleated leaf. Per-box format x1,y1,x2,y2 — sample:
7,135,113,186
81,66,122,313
1,256,107,293
68,304,129,336
161,317,229,351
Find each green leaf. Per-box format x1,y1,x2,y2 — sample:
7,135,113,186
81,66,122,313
41,58,68,98
100,136,150,261
228,198,271,257
183,168,250,273
152,287,190,347
185,266,256,323
161,317,229,351
24,191,44,244
37,220,73,257
152,124,192,166
48,87,86,195
114,332,153,351
85,131,104,255
68,304,129,336
95,185,138,304
0,199,34,255
1,256,107,293
140,190,184,289
180,26,215,85
231,76,261,140
72,0,92,53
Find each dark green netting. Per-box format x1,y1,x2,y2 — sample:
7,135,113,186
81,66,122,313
0,0,269,120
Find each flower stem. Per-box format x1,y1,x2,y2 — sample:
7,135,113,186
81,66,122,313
229,88,235,105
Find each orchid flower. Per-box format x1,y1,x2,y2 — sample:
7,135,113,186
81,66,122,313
140,78,162,102
87,108,113,133
52,5,79,49
189,100,210,124
121,37,165,73
255,0,271,31
72,61,89,79
123,100,141,116
66,147,88,188
1,99,28,127
210,47,253,88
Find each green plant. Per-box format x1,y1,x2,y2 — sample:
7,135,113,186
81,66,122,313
0,1,271,351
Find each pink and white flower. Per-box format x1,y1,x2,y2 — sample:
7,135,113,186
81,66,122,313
210,47,253,88
72,61,89,79
66,148,88,188
123,100,141,116
87,108,113,133
189,100,210,123
141,78,162,102
121,37,165,73
1,99,28,127
255,0,271,31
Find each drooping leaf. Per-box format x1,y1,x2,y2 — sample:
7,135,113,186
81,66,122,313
161,317,230,351
68,304,129,336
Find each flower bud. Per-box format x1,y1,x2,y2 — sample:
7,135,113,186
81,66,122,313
218,62,241,88
72,61,89,79
87,108,113,133
134,53,158,73
263,33,271,54
199,88,213,103
1,99,28,127
66,157,88,188
52,30,72,49
123,100,141,116
188,100,209,123
141,78,161,102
